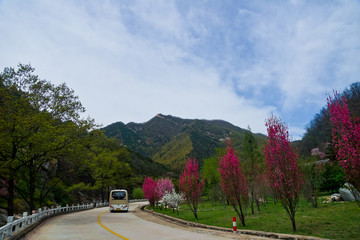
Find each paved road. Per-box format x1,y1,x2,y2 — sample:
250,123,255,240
24,202,270,240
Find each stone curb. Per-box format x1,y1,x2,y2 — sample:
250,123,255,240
141,205,329,240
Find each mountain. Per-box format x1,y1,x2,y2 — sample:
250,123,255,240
102,114,267,173
298,82,360,157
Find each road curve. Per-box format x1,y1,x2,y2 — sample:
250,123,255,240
24,202,270,240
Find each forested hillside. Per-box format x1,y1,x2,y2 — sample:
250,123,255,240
299,82,360,157
103,114,267,172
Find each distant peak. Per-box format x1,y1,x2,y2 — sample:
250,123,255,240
155,114,176,120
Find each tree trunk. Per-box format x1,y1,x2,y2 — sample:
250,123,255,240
256,199,261,211
29,168,36,214
193,211,198,220
7,142,17,216
239,206,246,226
291,213,297,231
191,206,199,220
251,193,254,214
7,177,15,216
235,206,246,227
101,186,105,202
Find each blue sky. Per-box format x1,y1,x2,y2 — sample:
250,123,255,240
0,0,359,139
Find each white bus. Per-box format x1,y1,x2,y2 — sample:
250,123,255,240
109,189,129,212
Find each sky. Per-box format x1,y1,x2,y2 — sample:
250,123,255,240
0,0,359,139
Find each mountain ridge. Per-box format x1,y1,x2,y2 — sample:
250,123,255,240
102,114,267,172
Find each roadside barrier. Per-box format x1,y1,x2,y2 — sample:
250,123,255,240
0,202,108,240
129,199,147,203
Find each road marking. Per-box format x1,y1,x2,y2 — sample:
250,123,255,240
97,211,130,240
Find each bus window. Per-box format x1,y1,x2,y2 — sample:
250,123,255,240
112,191,126,200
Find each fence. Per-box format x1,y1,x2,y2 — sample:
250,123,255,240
0,202,108,240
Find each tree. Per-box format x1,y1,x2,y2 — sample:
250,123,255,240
320,161,345,193
242,128,263,214
179,158,204,220
201,156,221,186
0,64,93,214
219,141,248,226
142,177,157,207
253,173,268,209
85,131,134,202
0,78,29,215
201,156,222,205
301,160,323,208
264,114,303,231
132,188,144,199
155,177,174,200
327,93,360,205
160,189,183,214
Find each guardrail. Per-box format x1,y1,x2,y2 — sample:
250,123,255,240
129,199,147,203
0,202,108,240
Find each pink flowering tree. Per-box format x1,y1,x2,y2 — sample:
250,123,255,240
311,148,326,159
264,115,303,231
142,177,158,207
219,141,248,226
179,158,204,220
156,177,174,202
327,93,360,206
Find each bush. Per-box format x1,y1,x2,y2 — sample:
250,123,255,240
320,162,345,193
132,187,144,199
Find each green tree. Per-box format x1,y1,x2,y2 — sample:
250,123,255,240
201,156,222,205
242,128,264,213
320,162,345,193
0,73,31,215
0,64,93,214
301,158,323,208
85,131,134,202
132,188,144,199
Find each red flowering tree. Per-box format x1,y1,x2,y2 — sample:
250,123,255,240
156,177,174,199
142,177,158,207
264,115,302,231
327,93,360,205
179,158,204,220
219,141,248,226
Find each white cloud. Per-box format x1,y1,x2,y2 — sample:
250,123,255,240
232,1,360,112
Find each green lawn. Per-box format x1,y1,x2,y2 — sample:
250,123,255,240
149,199,360,240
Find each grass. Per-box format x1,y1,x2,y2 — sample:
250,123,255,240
148,198,360,240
